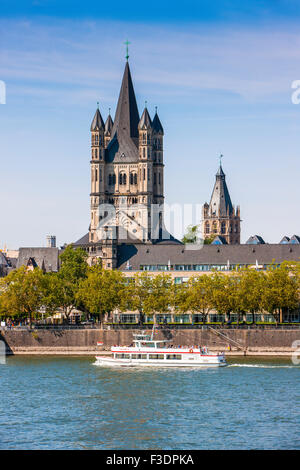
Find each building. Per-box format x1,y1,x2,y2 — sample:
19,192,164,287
202,163,241,244
75,59,179,268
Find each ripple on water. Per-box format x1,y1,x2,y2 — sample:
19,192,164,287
0,356,299,449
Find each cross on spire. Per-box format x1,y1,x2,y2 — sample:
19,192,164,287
124,40,130,61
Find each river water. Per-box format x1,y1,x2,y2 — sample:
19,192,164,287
0,356,299,449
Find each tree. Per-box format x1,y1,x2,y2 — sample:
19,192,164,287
236,268,265,323
185,275,215,323
76,265,126,325
182,225,200,244
261,264,299,324
128,273,173,323
212,272,237,322
57,245,88,320
0,266,45,326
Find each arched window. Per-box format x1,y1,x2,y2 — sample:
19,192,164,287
221,222,226,234
113,173,116,184
130,173,133,185
123,173,126,185
95,169,98,182
143,168,146,181
134,173,137,185
95,148,98,159
205,222,210,234
143,147,146,158
119,173,123,185
212,222,217,234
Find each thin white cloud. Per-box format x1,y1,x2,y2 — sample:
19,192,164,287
1,18,300,106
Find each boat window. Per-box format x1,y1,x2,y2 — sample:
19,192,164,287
149,354,165,360
166,354,182,360
131,354,147,359
142,342,155,348
116,353,130,359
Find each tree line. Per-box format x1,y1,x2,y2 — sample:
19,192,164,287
0,245,299,325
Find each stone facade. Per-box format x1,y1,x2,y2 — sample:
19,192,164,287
88,61,165,267
202,164,241,244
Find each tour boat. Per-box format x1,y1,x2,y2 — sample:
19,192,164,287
95,331,227,368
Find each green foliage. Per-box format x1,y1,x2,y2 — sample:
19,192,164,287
203,235,215,245
56,244,89,317
0,266,45,324
76,265,126,322
181,225,200,244
1,258,300,325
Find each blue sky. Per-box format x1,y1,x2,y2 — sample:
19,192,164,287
1,1,300,248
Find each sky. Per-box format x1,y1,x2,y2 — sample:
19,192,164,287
1,0,300,248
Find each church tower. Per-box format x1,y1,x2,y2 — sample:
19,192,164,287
89,60,165,249
202,162,241,244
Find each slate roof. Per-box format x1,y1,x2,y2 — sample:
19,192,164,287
106,62,140,163
73,233,89,245
246,235,265,245
152,112,164,134
138,107,152,130
208,164,234,217
17,248,60,272
104,114,114,135
117,243,300,270
90,108,105,131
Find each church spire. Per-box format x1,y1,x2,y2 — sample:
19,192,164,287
209,164,233,216
152,109,164,135
90,106,105,131
138,106,152,130
110,62,140,141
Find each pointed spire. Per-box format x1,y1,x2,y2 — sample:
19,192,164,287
105,112,114,135
152,109,164,134
138,107,152,130
209,164,233,217
90,107,105,131
110,62,140,141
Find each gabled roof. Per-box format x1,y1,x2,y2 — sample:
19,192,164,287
90,108,105,131
280,236,290,244
290,235,300,244
208,164,233,217
106,62,140,163
246,235,265,245
152,112,164,134
211,236,228,245
138,107,152,130
105,114,114,135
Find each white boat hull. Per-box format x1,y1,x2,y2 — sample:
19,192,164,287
95,356,227,368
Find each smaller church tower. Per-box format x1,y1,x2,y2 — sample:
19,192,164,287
90,105,105,243
202,162,241,244
138,106,153,240
152,109,164,207
104,111,113,148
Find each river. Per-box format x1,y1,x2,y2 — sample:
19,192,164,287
0,356,299,449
